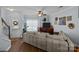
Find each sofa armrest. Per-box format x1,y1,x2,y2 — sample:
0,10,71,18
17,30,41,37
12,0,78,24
59,31,74,51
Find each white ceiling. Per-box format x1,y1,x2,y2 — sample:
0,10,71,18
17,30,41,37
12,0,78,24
1,6,69,16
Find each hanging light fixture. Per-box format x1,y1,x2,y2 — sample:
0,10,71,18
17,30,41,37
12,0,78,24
37,7,47,16
37,10,43,16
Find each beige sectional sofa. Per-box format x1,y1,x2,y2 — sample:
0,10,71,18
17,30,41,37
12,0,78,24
23,31,74,52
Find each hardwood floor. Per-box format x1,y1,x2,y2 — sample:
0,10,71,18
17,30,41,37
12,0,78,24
9,38,46,52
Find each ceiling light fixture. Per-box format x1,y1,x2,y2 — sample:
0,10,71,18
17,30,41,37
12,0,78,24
37,10,43,16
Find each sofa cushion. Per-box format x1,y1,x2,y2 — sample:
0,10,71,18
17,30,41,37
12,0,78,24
47,34,64,40
36,32,48,38
47,38,68,52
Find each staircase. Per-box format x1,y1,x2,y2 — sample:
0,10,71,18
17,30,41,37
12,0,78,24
1,18,10,39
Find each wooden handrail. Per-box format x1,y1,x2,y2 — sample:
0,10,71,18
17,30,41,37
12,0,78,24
1,18,10,39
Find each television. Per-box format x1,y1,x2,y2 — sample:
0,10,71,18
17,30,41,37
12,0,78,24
43,23,50,28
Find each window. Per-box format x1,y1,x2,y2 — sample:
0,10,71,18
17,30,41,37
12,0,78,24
26,19,38,32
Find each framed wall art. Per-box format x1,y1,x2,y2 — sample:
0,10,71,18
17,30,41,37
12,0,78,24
67,16,72,21
59,17,66,25
68,23,75,29
54,17,58,25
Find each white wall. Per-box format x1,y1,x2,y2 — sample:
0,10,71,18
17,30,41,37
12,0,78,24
1,8,24,38
0,7,2,30
50,6,79,45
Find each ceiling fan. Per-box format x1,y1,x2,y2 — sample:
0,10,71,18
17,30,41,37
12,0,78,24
37,7,47,16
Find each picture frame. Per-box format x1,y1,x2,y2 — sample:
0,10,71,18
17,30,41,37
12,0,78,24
68,23,75,29
54,17,58,25
59,17,66,25
67,16,72,21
